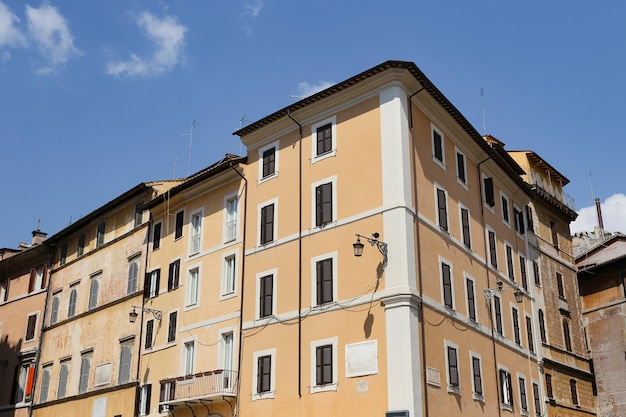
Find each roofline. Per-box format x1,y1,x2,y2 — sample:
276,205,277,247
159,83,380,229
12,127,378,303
233,60,532,197
575,233,626,264
511,150,570,186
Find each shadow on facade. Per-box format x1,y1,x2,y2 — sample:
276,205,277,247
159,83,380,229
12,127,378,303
0,334,22,417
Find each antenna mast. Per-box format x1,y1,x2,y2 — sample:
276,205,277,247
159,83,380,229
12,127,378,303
180,121,198,177
481,87,486,136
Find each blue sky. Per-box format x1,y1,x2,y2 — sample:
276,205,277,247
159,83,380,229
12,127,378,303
1,0,624,248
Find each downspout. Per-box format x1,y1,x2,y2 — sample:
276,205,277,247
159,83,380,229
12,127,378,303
287,109,303,398
478,156,503,417
407,86,428,417
230,161,248,417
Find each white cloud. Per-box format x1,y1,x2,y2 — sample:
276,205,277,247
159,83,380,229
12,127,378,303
295,81,335,98
244,0,263,18
0,1,26,49
106,11,187,77
25,3,81,74
571,193,626,234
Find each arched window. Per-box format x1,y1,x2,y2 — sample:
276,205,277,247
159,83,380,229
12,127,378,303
545,373,553,398
88,277,99,310
563,319,572,352
118,345,132,384
538,309,547,343
68,288,77,318
50,295,60,325
40,367,51,402
570,379,578,405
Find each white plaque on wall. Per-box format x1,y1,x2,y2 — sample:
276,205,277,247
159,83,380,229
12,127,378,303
345,340,378,378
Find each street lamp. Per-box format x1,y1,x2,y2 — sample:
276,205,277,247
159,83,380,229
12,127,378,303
483,281,524,303
353,232,388,265
129,306,163,323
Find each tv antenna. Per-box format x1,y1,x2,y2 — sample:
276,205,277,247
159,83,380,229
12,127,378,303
180,121,200,176
481,87,486,136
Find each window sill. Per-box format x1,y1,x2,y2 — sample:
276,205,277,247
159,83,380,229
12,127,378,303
312,149,337,164
472,393,485,402
447,385,461,395
258,172,278,184
311,382,338,393
252,391,275,401
220,292,237,302
501,403,513,412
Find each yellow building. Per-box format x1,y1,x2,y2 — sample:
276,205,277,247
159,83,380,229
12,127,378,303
32,182,176,417
232,60,591,417
137,155,246,417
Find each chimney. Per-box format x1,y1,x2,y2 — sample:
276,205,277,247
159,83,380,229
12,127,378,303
594,198,605,241
31,229,47,246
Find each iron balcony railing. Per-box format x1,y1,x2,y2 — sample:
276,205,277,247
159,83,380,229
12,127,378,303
160,369,237,408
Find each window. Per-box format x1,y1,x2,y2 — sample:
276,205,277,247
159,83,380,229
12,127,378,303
533,260,541,286
96,222,106,247
570,379,578,405
519,376,528,412
260,202,275,245
545,373,553,398
312,338,338,392
223,255,237,296
557,272,565,299
79,353,91,393
520,255,528,291
533,382,542,416
139,384,152,416
488,229,497,268
175,210,184,240
118,344,132,384
466,277,476,321
441,260,453,309
483,176,495,207
563,319,572,352
316,257,334,305
221,332,234,386
127,259,139,295
183,341,195,375
257,355,272,394
471,354,483,398
312,117,336,159
50,294,60,325
460,205,471,249
494,295,503,335
259,274,273,318
526,316,535,353
88,275,100,310
40,366,51,402
499,368,513,407
445,342,460,393
60,244,68,265
550,220,559,249
225,195,238,241
262,147,276,178
190,211,202,254
57,361,69,399
436,186,448,232
315,181,333,227
0,278,7,302
77,234,86,256
253,348,276,399
152,223,162,250
506,244,515,281
134,201,144,227
501,194,510,224
455,148,467,185
186,268,199,307
514,207,525,234
13,362,33,403
512,306,521,345
526,205,534,232
159,381,175,412
538,309,547,343
168,260,180,291
432,125,445,167
145,269,160,299
167,311,177,343
145,319,154,349
26,314,37,341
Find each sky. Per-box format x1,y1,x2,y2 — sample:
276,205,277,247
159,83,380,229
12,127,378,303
0,0,624,248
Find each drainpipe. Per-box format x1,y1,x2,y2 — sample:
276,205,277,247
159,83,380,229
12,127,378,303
230,161,248,417
287,109,303,398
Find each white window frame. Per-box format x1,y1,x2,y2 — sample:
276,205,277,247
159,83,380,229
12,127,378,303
181,338,196,376
310,336,339,393
35,266,44,291
444,340,461,394
459,203,472,249
311,176,337,230
499,365,513,409
505,241,515,282
518,372,529,415
310,251,338,307
526,313,535,353
256,268,278,320
25,312,38,341
127,258,140,295
257,198,279,247
500,192,511,227
494,293,504,337
532,378,543,417
185,264,201,309
486,226,498,269
218,327,236,390
455,146,468,188
252,348,276,400
138,384,151,416
464,274,477,322
482,174,496,213
470,351,484,401
514,204,525,235
439,256,455,311
519,254,528,290
148,269,160,298
258,140,279,183
511,303,521,345
50,291,61,325
311,116,337,163
431,123,446,169
188,207,204,256
220,249,239,299
434,183,449,232
223,192,240,243
152,221,162,251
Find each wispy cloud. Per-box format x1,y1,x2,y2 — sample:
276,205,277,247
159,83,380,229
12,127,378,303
295,81,335,98
241,0,263,34
106,11,187,78
25,2,82,74
571,193,626,234
0,1,27,49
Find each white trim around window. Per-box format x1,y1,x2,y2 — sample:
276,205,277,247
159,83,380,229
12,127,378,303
310,336,339,393
223,191,240,243
459,202,472,250
181,337,196,376
185,263,201,310
258,140,279,183
220,249,239,299
431,123,446,170
500,191,511,227
469,351,484,401
310,251,338,308
444,340,460,394
311,116,337,163
310,176,337,230
188,207,204,256
255,268,277,320
434,183,449,233
257,197,279,247
464,273,477,322
454,146,468,189
439,256,455,311
252,348,276,401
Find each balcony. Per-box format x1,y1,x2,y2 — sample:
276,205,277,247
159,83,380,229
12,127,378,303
531,173,576,211
159,369,237,410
